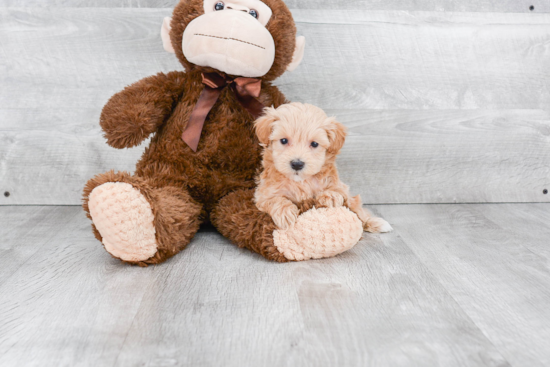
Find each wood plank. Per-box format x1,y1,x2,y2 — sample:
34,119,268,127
0,0,548,13
0,108,148,205
283,10,550,110
290,1,549,12
0,0,177,6
0,206,511,367
0,206,78,286
476,203,550,260
2,109,549,205
0,8,177,111
1,9,549,110
377,203,550,367
334,109,550,204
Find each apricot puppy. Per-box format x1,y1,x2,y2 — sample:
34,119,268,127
254,102,392,232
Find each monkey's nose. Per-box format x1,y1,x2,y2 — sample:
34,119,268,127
290,160,305,171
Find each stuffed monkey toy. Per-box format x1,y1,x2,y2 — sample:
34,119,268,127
82,0,364,266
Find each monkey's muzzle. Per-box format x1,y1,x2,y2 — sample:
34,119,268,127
182,10,276,78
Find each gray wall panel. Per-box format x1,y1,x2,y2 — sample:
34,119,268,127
1,8,549,204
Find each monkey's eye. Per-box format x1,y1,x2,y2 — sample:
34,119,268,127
249,9,258,18
311,141,319,148
214,2,224,11
280,138,288,145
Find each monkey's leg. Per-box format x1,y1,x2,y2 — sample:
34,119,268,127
82,170,202,266
211,189,363,262
210,189,287,262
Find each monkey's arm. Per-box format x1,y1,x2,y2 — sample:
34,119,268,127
100,71,187,148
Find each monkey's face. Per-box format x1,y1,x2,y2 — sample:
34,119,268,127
163,0,305,81
183,1,275,77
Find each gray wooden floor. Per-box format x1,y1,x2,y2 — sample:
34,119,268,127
1,204,549,367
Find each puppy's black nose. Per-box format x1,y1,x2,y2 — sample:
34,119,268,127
290,160,305,171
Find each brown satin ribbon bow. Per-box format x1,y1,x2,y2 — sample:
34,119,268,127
181,72,266,152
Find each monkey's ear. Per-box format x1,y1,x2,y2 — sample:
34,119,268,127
254,107,278,145
161,17,175,54
286,36,306,72
325,118,347,155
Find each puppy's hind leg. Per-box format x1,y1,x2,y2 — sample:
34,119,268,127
348,195,393,233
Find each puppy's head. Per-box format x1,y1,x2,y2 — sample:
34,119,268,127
255,102,347,181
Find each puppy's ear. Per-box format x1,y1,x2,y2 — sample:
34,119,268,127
325,118,347,154
255,107,278,145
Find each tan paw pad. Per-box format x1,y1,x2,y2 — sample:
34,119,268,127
88,182,157,262
273,207,363,261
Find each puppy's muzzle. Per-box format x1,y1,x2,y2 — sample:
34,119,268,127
290,160,305,171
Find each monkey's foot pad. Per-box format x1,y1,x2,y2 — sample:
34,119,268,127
88,182,157,262
273,206,363,261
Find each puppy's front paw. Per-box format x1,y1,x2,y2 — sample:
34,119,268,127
271,204,299,230
364,217,393,233
317,191,345,208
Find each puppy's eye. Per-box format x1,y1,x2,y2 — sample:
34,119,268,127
249,9,258,18
214,2,224,10
280,138,288,145
311,141,319,148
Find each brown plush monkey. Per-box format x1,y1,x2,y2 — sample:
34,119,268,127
82,0,364,266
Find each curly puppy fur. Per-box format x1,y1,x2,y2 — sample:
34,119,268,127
82,0,298,265
254,103,392,233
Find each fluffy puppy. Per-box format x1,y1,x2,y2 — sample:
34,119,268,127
254,102,392,232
